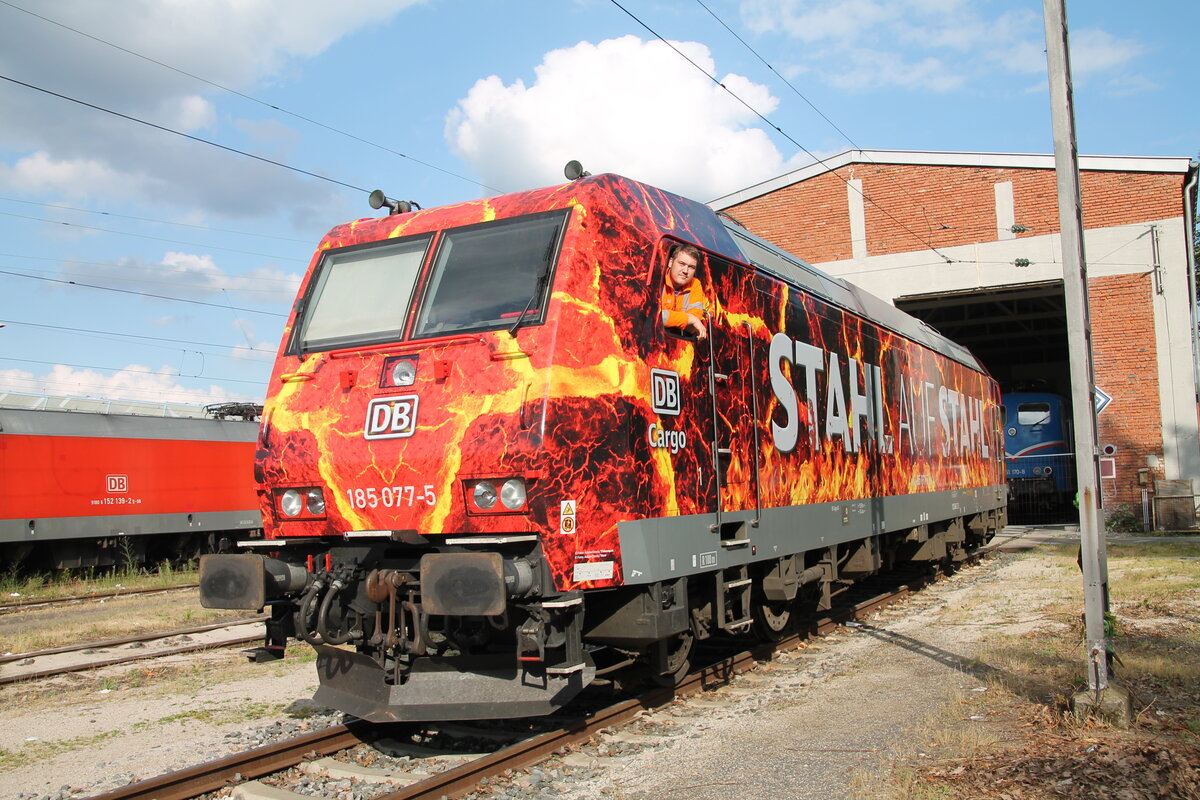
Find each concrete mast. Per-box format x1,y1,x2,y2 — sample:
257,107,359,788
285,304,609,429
1042,0,1129,720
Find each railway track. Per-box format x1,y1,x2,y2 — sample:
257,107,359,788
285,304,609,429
83,568,940,800
0,582,200,615
0,617,264,685
7,542,1011,693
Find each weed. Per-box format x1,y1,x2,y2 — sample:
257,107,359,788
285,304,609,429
147,709,217,727
143,702,278,728
0,563,200,607
0,569,49,598
881,540,1200,797
1106,504,1144,533
3,728,122,768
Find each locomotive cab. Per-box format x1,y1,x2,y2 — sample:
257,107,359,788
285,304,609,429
201,200,605,719
1001,392,1076,519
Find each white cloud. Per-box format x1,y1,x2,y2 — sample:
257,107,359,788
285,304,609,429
737,1,1149,96
75,251,302,306
825,49,964,92
152,315,197,326
0,0,424,221
741,0,898,43
235,118,302,155
1103,73,1160,96
167,94,217,132
0,364,256,406
230,343,278,362
2,1,426,110
739,0,1034,92
1068,29,1143,75
0,151,124,197
445,36,800,201
228,319,279,362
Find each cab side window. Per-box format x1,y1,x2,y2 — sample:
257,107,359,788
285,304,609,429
659,242,710,342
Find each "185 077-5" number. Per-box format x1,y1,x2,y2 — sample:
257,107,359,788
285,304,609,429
346,485,436,509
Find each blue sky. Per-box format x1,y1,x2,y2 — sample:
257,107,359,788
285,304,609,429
0,0,1194,406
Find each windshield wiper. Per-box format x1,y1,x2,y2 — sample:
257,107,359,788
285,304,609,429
508,235,559,336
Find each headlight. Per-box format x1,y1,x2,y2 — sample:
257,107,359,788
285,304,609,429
500,478,526,510
465,477,532,514
391,359,416,387
472,481,497,510
280,489,303,517
276,487,327,519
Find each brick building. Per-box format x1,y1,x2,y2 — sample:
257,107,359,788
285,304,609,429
712,150,1199,524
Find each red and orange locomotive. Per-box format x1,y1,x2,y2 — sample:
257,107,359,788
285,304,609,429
200,172,1006,720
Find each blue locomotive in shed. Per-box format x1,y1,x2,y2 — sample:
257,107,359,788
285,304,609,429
1001,392,1076,521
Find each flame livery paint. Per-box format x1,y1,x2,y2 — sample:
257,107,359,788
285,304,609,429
200,174,1005,722
258,176,746,588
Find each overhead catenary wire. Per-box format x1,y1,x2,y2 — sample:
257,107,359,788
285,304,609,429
3,267,297,297
0,0,503,195
833,226,1161,279
608,0,957,263
690,0,864,152
0,253,301,290
0,209,306,262
0,73,370,195
691,0,956,235
3,319,276,357
0,355,268,386
0,4,426,401
0,269,288,316
5,4,957,265
3,1,976,400
0,372,258,402
0,195,312,244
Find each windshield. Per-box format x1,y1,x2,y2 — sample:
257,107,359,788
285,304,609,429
412,210,568,338
293,235,432,353
1017,402,1052,426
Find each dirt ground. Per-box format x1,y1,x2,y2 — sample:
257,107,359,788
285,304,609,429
545,532,1200,800
893,535,1200,800
1,531,1198,800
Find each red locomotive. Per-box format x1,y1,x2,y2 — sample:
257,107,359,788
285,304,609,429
0,401,261,569
200,172,1006,720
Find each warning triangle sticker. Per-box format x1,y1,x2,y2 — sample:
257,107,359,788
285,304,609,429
561,501,575,516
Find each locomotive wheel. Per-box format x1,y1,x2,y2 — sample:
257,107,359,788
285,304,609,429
650,630,694,687
752,598,794,642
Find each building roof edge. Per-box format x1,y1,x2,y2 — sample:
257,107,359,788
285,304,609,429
709,149,1195,210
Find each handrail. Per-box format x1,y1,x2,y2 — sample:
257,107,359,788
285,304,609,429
744,320,761,528
707,318,722,534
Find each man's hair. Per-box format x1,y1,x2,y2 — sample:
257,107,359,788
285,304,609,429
669,243,702,264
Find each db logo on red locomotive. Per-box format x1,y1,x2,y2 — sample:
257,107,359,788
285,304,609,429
364,396,419,440
650,369,681,416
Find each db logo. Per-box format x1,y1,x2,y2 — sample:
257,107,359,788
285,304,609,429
364,396,419,440
106,475,128,493
650,369,681,416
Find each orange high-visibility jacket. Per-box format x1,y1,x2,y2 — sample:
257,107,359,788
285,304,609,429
660,276,709,331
